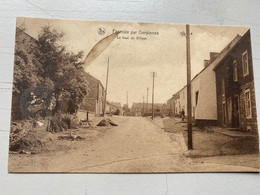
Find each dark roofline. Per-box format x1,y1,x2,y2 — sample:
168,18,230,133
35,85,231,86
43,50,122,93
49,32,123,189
167,96,175,101
131,102,164,108
16,27,38,43
213,29,250,71
83,71,105,89
110,102,122,108
193,33,242,80
172,85,187,96
132,102,164,105
172,31,248,97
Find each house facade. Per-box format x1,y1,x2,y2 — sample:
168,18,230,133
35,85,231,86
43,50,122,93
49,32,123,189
130,102,163,116
171,35,243,125
173,93,181,116
214,30,257,132
106,102,122,115
160,103,172,116
79,72,105,116
166,96,175,116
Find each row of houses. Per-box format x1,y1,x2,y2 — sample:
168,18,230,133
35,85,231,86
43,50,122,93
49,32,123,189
167,30,257,132
130,102,164,116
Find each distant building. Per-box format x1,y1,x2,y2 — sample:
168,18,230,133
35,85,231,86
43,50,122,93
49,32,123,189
106,102,122,115
160,103,171,116
79,72,105,116
214,30,257,132
170,89,182,117
166,92,181,117
130,102,163,116
166,97,174,116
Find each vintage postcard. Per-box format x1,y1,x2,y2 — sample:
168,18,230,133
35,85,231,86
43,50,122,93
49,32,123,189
8,17,259,172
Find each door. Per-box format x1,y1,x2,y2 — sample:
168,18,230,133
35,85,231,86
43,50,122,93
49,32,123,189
222,102,226,126
232,95,240,128
227,98,232,126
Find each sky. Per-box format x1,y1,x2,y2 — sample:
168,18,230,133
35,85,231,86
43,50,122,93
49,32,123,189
17,17,249,107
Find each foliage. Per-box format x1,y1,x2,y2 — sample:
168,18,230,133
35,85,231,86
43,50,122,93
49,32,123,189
19,86,53,118
13,25,89,119
34,26,89,115
13,28,43,95
122,104,130,113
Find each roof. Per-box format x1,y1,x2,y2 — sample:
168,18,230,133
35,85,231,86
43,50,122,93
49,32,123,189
131,102,163,109
167,95,177,102
82,71,105,89
192,34,242,79
213,29,250,71
172,31,247,97
110,102,121,108
16,27,38,42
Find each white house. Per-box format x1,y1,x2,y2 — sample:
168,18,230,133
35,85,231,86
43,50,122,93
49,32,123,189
172,35,242,125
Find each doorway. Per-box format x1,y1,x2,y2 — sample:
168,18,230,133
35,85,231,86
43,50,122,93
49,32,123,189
222,102,226,126
232,95,240,128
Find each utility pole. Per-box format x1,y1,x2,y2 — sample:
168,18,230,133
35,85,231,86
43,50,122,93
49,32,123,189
146,87,149,113
186,24,193,150
126,91,128,106
103,57,109,117
142,95,145,115
151,72,155,120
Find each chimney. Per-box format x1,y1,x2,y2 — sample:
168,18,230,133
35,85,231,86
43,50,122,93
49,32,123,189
204,60,210,68
210,52,219,61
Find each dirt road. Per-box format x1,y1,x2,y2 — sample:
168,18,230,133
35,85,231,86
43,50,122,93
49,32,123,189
9,116,259,172
70,116,190,173
9,116,189,172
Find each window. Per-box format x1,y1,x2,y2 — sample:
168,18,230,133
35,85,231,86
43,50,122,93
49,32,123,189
242,50,249,76
245,89,252,118
233,60,238,81
195,91,199,106
227,98,232,123
221,79,225,96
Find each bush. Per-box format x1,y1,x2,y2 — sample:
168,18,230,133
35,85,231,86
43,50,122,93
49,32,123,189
46,114,80,133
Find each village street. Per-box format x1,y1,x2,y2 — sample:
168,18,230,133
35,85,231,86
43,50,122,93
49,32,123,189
9,116,259,172
9,116,189,172
8,22,259,174
67,116,190,173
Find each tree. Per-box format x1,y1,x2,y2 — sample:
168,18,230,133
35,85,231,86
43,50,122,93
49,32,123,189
34,26,89,115
13,27,43,95
122,104,130,113
12,26,89,121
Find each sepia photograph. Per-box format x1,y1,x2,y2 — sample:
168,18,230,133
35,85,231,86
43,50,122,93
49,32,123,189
8,17,259,173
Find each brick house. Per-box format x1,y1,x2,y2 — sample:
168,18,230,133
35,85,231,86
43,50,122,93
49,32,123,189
214,30,258,132
79,72,105,116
